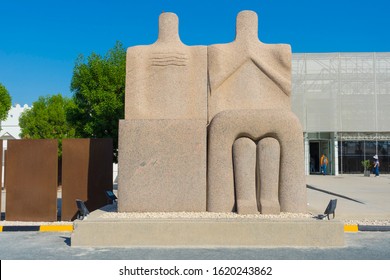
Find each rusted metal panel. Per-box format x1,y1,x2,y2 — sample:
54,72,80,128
5,139,58,221
88,139,114,210
61,139,113,221
61,139,88,221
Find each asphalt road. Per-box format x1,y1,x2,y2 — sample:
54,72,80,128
0,231,390,260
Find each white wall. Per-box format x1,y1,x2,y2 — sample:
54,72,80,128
0,104,31,139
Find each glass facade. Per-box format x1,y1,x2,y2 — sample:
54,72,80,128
292,53,390,175
338,141,390,174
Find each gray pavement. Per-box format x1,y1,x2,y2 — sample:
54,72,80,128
0,231,390,259
306,174,390,222
1,174,390,259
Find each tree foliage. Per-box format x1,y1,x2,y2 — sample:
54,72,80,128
68,41,126,162
19,94,76,149
0,83,12,125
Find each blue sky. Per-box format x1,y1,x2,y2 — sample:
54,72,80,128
0,0,389,105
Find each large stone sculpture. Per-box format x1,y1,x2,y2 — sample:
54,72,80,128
74,11,343,248
118,12,207,212
207,10,306,214
118,10,306,215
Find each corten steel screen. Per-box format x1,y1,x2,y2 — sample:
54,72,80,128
5,139,58,221
61,139,113,221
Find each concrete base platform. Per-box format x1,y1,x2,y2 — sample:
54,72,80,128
71,208,345,247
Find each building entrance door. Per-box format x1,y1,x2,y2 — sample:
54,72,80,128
309,142,320,174
309,140,331,174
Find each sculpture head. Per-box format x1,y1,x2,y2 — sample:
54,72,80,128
157,12,181,43
235,10,259,43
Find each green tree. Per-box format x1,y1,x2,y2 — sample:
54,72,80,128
68,41,126,162
19,94,76,155
0,83,12,129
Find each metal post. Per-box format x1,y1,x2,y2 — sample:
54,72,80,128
304,133,309,175
334,133,339,176
373,53,379,158
340,133,343,175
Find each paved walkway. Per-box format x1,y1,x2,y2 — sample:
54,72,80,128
306,174,390,222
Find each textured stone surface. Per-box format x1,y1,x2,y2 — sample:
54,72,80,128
233,137,258,214
258,137,281,214
119,12,207,212
119,10,305,216
118,119,206,212
207,10,291,122
232,137,282,215
71,207,344,247
125,12,207,120
207,10,305,214
207,110,306,213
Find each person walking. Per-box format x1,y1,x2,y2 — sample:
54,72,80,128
373,155,380,177
320,154,328,175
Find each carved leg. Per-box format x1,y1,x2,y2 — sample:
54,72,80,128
207,110,306,213
257,137,281,214
233,137,258,214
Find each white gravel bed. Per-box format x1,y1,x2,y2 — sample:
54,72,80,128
101,211,314,220
100,204,312,220
1,203,389,225
343,219,390,226
100,205,390,225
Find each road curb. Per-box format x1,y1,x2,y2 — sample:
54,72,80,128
0,225,73,232
0,224,389,233
358,225,390,232
344,224,390,232
344,224,358,232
